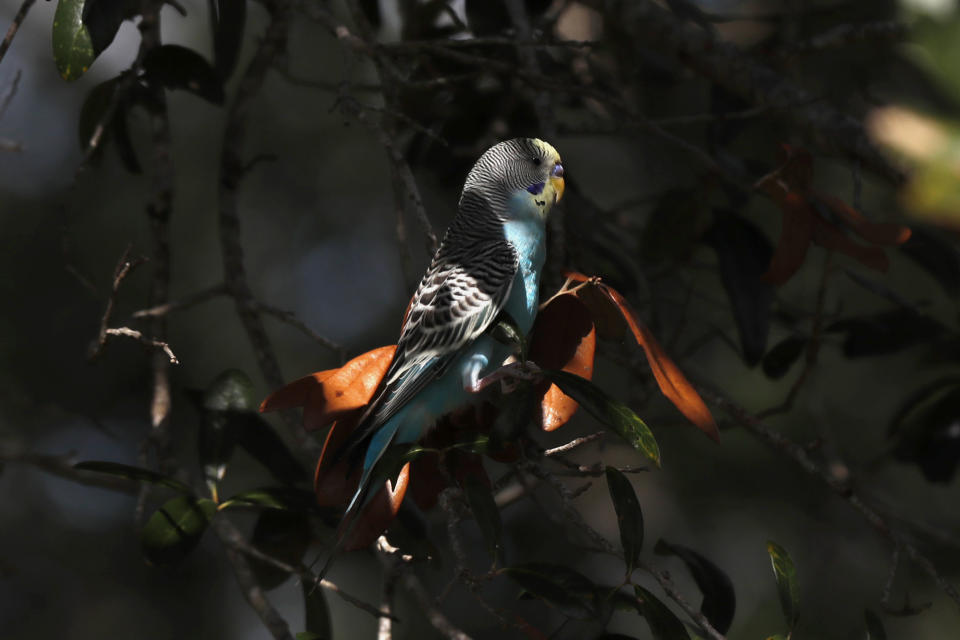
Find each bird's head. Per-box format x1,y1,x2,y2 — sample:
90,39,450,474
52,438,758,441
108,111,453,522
462,138,564,220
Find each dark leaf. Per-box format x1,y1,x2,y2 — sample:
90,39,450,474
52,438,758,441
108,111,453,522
77,77,118,151
865,609,887,640
74,460,193,494
110,102,142,174
640,189,707,266
199,370,256,497
359,0,381,28
655,540,736,634
249,511,310,590
704,210,775,365
141,495,215,565
766,540,799,630
502,563,600,620
827,309,944,358
53,0,96,81
82,0,139,55
491,312,527,359
218,487,318,511
302,578,332,639
634,585,690,640
295,634,325,640
605,467,644,572
901,227,960,297
385,502,440,566
464,474,504,566
762,336,807,380
142,44,225,105
595,636,639,640
543,370,660,467
212,0,246,79
890,383,960,482
233,413,309,484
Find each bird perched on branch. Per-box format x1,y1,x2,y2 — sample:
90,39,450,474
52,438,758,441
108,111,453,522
323,138,564,568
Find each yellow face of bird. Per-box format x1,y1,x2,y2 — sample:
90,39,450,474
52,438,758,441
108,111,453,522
529,138,565,217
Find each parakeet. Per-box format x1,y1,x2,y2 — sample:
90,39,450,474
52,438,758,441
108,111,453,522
330,137,564,559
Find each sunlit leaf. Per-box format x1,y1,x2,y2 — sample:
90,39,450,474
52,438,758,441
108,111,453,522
605,467,643,573
634,585,690,640
53,0,96,81
302,578,332,639
141,495,216,565
563,274,718,441
655,540,736,634
543,370,660,467
261,346,396,431
464,474,504,565
502,563,600,620
766,540,800,630
529,293,596,431
73,460,193,494
142,44,225,104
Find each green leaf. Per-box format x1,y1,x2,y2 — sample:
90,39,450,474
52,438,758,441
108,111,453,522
83,0,140,55
141,495,216,565
634,586,690,640
218,487,318,511
766,540,800,630
295,634,325,640
142,44,225,104
502,563,600,620
463,474,504,566
249,511,310,590
53,0,96,81
212,0,247,79
605,467,643,573
865,609,887,640
74,461,193,494
544,370,660,467
302,579,332,639
655,540,736,634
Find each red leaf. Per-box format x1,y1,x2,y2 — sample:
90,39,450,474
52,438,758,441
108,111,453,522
258,368,338,413
813,218,890,272
344,462,409,551
598,285,720,442
529,293,597,431
816,194,912,246
762,193,816,285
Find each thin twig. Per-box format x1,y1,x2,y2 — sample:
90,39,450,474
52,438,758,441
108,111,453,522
253,299,346,363
131,283,228,318
0,0,36,67
211,518,295,640
0,68,21,119
104,327,179,363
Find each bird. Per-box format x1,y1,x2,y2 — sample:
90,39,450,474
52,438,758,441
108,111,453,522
323,138,564,570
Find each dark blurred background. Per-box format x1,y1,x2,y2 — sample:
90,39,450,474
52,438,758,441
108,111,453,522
2,0,960,638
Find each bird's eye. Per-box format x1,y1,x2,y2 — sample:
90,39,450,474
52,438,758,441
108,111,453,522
531,157,542,166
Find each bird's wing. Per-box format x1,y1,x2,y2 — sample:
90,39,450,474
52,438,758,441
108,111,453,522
361,238,519,437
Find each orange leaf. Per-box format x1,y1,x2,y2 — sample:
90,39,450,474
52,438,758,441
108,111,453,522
815,194,912,246
258,368,338,413
529,293,597,431
589,283,720,442
343,462,409,551
261,346,397,431
762,192,816,285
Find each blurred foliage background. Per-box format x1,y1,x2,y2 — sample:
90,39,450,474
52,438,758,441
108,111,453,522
2,0,960,639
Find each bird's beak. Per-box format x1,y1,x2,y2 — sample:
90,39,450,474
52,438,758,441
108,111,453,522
551,162,565,202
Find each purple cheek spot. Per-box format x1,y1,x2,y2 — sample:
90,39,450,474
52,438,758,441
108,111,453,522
552,163,564,177
526,181,545,195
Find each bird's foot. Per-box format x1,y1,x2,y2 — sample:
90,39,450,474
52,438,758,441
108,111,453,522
469,360,542,394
